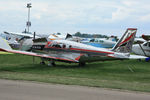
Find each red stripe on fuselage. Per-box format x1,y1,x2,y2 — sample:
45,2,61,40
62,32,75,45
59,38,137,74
45,46,114,54
70,48,114,54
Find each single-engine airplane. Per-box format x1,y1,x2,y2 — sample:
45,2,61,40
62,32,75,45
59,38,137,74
0,28,146,66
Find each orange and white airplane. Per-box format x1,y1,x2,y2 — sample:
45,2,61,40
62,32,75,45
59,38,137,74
0,28,146,66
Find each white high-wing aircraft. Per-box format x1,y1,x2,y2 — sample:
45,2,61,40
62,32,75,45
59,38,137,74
0,28,146,66
4,31,40,40
4,31,80,42
132,35,150,57
3,31,41,48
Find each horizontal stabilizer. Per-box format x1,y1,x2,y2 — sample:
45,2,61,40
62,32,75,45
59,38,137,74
129,55,147,59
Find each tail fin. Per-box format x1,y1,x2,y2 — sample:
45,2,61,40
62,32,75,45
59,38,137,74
112,28,137,53
0,37,12,51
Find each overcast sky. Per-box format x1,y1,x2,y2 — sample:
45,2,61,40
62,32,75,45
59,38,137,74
0,0,150,36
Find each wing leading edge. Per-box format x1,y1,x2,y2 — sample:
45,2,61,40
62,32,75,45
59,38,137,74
0,48,80,63
0,37,81,62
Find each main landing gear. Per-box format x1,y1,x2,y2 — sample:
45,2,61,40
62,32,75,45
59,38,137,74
79,62,86,66
40,58,56,66
40,58,46,65
40,61,46,65
48,60,56,66
40,60,56,66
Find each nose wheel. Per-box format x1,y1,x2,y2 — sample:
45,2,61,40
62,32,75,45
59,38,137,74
40,57,46,65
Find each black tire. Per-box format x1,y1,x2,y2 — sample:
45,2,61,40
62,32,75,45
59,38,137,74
40,62,45,65
51,62,56,66
79,62,86,66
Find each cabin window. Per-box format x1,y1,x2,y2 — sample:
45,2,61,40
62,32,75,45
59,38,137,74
52,44,61,48
148,42,150,47
143,43,147,46
69,45,72,48
63,44,66,48
90,39,95,42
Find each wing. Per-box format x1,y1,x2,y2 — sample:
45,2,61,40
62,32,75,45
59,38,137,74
0,37,81,63
0,48,80,63
4,31,40,38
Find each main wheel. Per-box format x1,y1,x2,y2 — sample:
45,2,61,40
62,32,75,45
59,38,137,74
79,62,86,66
40,61,45,65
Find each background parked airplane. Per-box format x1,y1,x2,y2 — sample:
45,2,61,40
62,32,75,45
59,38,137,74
81,37,117,48
132,35,150,61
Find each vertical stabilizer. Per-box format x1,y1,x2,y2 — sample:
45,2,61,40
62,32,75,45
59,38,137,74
112,28,137,53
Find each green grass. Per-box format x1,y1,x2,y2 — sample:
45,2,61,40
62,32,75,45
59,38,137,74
0,52,12,54
0,54,150,92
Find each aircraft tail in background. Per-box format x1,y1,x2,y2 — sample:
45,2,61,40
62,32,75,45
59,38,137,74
112,28,137,53
0,37,12,51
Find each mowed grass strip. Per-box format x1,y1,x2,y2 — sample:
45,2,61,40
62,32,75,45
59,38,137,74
0,51,12,54
0,54,150,92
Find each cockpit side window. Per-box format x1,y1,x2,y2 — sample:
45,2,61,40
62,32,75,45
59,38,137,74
148,42,150,47
143,43,147,46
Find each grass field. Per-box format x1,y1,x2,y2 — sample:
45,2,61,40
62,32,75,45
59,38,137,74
0,54,150,92
0,52,12,54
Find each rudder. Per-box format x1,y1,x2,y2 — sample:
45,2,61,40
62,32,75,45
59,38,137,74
112,28,137,53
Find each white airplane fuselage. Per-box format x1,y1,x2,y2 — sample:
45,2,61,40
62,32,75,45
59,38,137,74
132,41,150,56
31,39,129,63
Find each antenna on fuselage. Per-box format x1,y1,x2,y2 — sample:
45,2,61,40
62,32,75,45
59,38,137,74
33,32,36,40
